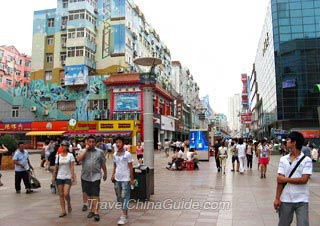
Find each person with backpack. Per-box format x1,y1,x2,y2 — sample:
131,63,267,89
274,131,313,226
231,139,239,172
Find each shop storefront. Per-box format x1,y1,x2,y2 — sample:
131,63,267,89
0,122,32,148
97,120,141,153
161,115,175,142
26,121,68,148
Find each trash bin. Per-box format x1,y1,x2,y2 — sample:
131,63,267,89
130,165,151,201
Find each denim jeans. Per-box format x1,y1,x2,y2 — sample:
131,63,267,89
114,181,131,211
246,154,253,168
278,202,309,226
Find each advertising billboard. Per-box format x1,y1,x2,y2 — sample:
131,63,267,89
64,65,89,86
189,129,209,161
114,93,141,111
161,115,175,131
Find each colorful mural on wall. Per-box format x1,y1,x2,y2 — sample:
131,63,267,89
4,75,109,121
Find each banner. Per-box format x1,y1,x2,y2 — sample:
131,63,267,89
64,64,89,86
114,93,141,111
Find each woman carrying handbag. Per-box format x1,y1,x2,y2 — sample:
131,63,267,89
52,140,75,218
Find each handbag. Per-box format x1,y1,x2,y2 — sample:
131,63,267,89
283,155,306,188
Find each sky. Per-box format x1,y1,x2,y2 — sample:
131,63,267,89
0,0,269,115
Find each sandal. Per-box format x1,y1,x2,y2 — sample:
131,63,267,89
94,214,100,222
59,213,67,218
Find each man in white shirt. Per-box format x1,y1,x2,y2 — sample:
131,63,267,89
274,131,313,226
111,136,134,225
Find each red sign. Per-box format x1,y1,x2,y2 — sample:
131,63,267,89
0,122,32,131
241,74,248,82
294,130,320,139
31,121,68,131
241,113,252,124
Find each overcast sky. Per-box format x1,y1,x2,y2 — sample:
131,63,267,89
0,0,269,115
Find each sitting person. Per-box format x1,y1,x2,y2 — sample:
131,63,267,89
166,148,184,170
186,148,199,170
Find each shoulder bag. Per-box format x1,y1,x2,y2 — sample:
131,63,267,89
283,155,306,188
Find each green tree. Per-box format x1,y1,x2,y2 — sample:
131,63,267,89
0,135,17,156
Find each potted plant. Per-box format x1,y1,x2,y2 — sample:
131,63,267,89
0,135,18,170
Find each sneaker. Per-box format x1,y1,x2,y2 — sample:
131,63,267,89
82,204,88,212
117,216,128,225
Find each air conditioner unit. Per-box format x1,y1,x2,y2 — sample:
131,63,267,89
61,60,65,66
31,106,37,112
62,43,66,48
117,67,124,73
94,8,98,14
152,95,156,100
61,24,66,30
43,110,49,116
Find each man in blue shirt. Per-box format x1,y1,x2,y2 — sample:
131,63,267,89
13,142,34,194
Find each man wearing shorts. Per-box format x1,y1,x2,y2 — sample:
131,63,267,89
77,136,107,222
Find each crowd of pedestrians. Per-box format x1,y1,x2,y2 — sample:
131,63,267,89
1,131,319,225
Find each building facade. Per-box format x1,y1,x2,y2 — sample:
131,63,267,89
29,0,175,121
228,93,241,132
0,45,31,94
251,0,320,138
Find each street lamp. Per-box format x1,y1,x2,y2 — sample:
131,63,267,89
134,57,162,196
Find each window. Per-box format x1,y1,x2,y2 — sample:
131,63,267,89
48,18,55,27
47,36,54,45
57,101,76,111
46,54,53,63
76,28,85,38
45,71,52,81
15,70,21,76
88,99,108,110
69,9,96,25
75,47,84,56
0,75,2,83
24,71,30,78
6,79,12,86
12,106,19,118
60,52,66,62
62,0,68,8
68,29,76,39
25,61,31,67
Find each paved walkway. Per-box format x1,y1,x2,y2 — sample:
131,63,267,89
0,151,319,226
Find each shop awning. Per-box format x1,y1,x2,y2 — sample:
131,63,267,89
63,131,132,137
26,131,66,136
0,131,31,134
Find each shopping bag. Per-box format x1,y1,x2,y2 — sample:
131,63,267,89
28,170,41,189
